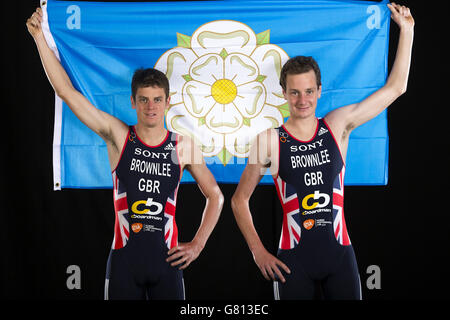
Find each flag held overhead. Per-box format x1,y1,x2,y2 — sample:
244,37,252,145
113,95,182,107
42,0,390,189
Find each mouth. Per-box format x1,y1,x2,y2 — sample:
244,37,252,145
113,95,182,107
294,105,310,111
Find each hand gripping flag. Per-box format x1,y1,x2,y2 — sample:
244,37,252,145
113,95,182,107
41,0,391,190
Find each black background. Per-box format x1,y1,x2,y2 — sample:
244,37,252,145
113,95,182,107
2,0,449,303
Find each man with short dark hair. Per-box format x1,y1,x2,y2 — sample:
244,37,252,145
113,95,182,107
27,7,224,300
231,3,414,299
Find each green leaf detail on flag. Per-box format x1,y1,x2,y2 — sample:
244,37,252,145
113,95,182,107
198,117,206,126
256,75,267,83
256,30,270,46
277,102,290,118
219,48,229,59
218,148,233,166
243,117,251,126
182,74,193,82
177,32,191,48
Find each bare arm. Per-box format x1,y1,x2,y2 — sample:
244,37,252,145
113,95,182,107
231,129,291,282
325,3,414,156
166,136,224,270
26,8,128,167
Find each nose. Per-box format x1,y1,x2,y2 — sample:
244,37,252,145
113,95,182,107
146,100,156,109
296,93,307,105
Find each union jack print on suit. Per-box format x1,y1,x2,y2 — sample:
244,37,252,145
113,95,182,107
274,176,301,249
332,167,351,245
164,185,180,249
112,171,129,249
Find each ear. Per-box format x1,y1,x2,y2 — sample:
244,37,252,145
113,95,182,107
165,95,171,109
130,95,136,109
282,89,287,100
317,85,322,99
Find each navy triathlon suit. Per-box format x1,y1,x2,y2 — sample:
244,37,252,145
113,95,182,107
273,118,361,300
105,126,184,300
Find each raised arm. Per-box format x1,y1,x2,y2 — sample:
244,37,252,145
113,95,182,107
325,3,414,156
26,8,128,167
231,129,290,283
166,136,224,270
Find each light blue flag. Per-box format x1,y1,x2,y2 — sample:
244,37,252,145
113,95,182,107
41,0,390,190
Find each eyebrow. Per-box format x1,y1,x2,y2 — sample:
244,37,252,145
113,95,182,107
289,88,315,92
138,95,163,100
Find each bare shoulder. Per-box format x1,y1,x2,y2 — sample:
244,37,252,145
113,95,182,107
176,134,221,195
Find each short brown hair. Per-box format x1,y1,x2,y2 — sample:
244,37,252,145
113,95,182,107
279,56,321,91
131,68,170,101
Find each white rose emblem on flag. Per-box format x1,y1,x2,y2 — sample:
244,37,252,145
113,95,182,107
155,20,290,165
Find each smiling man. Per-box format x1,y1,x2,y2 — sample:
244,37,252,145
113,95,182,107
231,3,414,299
27,7,223,300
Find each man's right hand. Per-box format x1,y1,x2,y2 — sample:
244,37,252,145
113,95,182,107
252,246,291,283
26,8,44,40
